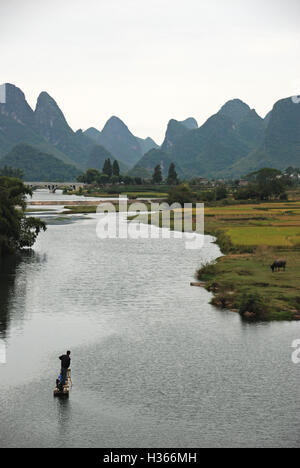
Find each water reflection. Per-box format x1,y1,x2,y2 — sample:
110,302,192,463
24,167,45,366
0,256,18,338
0,252,47,338
55,398,72,438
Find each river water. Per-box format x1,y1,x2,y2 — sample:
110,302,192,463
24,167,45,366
0,192,300,448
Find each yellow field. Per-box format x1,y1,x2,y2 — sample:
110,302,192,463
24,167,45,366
135,197,300,320
199,201,300,248
225,226,300,247
195,199,300,319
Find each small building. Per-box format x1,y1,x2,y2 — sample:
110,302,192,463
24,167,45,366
239,180,249,187
198,178,209,185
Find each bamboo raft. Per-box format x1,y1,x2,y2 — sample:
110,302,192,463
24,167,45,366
53,369,72,398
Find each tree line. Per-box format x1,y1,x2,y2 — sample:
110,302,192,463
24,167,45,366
167,168,293,206
234,168,291,201
77,160,179,186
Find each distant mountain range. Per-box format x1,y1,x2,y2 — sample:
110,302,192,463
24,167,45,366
152,97,300,178
0,83,158,180
0,82,299,181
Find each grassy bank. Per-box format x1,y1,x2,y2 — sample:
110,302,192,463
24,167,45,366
62,201,152,214
62,205,99,214
130,200,300,321
64,186,168,199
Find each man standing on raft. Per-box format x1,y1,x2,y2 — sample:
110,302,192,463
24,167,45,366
59,350,71,387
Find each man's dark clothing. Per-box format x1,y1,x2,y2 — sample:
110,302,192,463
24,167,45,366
61,367,68,387
59,354,71,369
59,354,71,386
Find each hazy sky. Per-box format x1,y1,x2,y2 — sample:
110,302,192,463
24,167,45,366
1,0,299,143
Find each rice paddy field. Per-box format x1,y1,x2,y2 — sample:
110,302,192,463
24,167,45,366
204,202,300,249
196,200,300,320
136,198,300,321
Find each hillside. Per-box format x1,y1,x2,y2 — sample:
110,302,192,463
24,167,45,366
161,120,191,153
160,100,266,178
0,84,77,167
168,114,252,178
0,143,80,181
135,136,159,155
34,92,95,168
85,144,127,173
130,148,183,179
86,125,158,161
85,116,142,168
227,97,300,176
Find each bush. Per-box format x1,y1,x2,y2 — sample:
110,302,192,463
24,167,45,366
197,190,215,202
239,293,266,319
214,230,236,254
168,184,195,205
196,262,217,280
215,186,228,201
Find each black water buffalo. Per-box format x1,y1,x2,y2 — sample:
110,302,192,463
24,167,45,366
270,260,286,272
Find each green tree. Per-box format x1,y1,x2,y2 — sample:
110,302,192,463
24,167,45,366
215,185,228,200
123,175,134,185
111,175,120,185
167,163,178,185
246,168,282,184
197,190,215,202
78,168,101,185
97,173,110,185
168,183,195,206
103,159,113,178
0,166,24,179
112,160,120,177
0,177,46,256
152,164,163,184
235,167,289,201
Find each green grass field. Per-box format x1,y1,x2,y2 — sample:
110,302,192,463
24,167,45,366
131,198,300,321
225,226,300,247
63,202,152,214
199,201,300,320
197,251,300,321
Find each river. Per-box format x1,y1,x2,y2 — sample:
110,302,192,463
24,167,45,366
0,191,300,448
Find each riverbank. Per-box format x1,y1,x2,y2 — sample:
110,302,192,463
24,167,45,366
130,201,300,321
64,187,168,199
199,201,300,321
27,200,155,214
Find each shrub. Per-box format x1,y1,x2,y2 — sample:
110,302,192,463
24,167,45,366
214,230,236,254
196,262,217,280
239,293,266,319
215,186,228,201
168,184,195,205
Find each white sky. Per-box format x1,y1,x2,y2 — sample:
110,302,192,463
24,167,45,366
1,0,300,143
